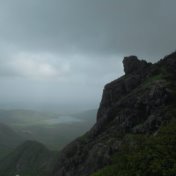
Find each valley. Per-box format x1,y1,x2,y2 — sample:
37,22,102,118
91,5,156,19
0,109,97,156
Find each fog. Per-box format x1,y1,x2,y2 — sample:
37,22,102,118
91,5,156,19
0,0,176,112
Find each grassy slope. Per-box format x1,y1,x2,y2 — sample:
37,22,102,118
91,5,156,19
91,119,176,176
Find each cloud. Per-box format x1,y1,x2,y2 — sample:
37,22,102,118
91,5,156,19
0,0,175,58
0,52,70,79
0,0,176,111
10,58,58,79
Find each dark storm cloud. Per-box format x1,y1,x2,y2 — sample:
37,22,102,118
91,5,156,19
0,0,176,58
0,0,176,111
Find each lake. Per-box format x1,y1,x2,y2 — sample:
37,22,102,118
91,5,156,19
44,115,82,124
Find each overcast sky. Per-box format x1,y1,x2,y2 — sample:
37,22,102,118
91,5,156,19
0,0,176,112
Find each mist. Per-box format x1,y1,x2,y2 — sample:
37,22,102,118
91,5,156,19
0,0,176,112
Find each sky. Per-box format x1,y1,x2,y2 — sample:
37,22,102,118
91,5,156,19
0,0,176,113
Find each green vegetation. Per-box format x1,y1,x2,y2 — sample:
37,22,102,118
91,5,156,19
0,141,56,176
91,120,176,176
0,147,13,160
0,123,25,159
143,74,164,88
142,65,171,88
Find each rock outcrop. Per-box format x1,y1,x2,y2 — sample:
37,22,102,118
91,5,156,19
52,52,176,176
123,55,151,75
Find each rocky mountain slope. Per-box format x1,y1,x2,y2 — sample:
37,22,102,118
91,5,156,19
52,52,176,176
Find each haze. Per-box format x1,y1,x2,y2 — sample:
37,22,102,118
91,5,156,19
0,0,176,113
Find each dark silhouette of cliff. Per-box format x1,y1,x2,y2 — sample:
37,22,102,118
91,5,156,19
52,52,176,176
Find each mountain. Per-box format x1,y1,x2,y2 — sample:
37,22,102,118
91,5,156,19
0,140,56,176
0,109,96,150
26,109,97,150
0,110,96,175
52,52,176,176
24,116,96,150
0,123,25,159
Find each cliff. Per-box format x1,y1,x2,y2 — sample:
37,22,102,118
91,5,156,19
52,52,176,176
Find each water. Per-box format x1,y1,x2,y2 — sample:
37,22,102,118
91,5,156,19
45,116,82,124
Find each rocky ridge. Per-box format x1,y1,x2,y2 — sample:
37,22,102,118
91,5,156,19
52,52,176,176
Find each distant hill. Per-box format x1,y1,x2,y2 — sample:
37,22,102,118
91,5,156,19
0,123,25,159
0,140,56,176
72,109,97,123
23,109,97,150
0,109,97,150
0,109,97,174
0,109,60,126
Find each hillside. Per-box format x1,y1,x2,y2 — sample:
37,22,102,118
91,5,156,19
0,109,96,150
0,123,25,159
0,140,56,176
52,52,176,176
0,109,96,175
91,120,176,176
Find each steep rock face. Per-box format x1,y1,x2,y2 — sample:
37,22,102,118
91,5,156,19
52,52,176,176
97,56,151,123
